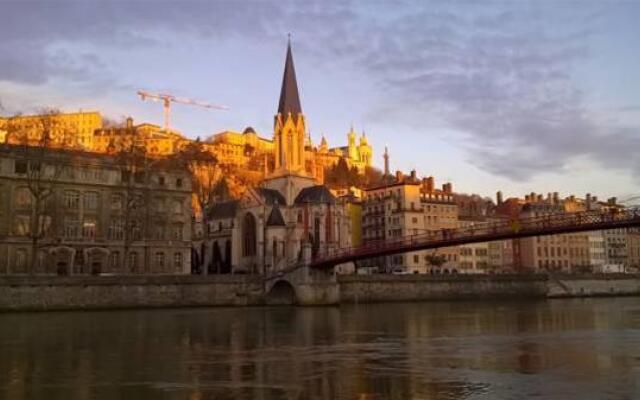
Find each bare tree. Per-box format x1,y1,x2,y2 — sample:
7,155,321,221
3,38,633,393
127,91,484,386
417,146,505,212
114,141,149,273
173,140,219,272
178,140,219,219
4,110,78,273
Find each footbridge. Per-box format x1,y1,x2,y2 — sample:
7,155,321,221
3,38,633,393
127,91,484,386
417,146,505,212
262,208,640,305
312,208,640,269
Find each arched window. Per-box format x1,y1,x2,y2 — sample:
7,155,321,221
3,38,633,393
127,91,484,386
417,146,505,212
242,213,256,257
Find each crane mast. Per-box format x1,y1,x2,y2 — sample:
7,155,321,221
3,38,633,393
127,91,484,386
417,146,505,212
137,90,228,131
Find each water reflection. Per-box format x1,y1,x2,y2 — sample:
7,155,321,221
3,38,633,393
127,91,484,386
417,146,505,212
1,298,639,399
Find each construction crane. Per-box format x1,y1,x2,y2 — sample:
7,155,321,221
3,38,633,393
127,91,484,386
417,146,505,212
137,90,229,131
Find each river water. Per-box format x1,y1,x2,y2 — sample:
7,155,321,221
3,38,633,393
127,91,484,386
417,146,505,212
1,298,639,399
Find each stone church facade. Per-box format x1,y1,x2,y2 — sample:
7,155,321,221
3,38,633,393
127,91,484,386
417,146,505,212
203,40,352,274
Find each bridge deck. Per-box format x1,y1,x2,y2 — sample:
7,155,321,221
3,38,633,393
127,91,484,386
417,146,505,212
311,209,640,269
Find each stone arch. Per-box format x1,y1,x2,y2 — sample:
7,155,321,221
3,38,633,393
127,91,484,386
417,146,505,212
84,247,109,275
49,246,76,275
242,212,257,257
266,280,297,305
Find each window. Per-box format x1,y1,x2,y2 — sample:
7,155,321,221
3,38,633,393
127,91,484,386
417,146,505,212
13,215,30,236
242,213,257,256
110,194,123,210
64,216,80,238
14,187,32,208
155,252,165,269
128,252,138,270
110,251,120,270
172,223,183,240
176,178,183,188
83,192,99,211
172,200,183,214
14,160,27,174
154,223,166,240
15,249,27,271
134,171,144,183
158,176,165,186
82,217,97,238
413,255,419,263
130,220,142,240
64,190,80,209
174,252,182,269
108,218,124,240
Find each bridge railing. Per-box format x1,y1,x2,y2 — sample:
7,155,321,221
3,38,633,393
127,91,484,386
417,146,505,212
313,208,640,267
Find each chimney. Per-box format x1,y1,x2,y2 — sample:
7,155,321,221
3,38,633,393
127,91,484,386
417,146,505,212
496,191,503,205
547,192,552,203
126,117,134,128
537,194,543,202
383,146,390,178
592,195,598,203
553,192,559,204
410,169,417,180
426,176,434,192
608,197,617,205
395,170,403,182
524,194,530,202
569,195,575,202
586,193,592,210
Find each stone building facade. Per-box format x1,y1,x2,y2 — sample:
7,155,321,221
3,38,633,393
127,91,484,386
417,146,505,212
0,144,192,274
361,171,459,274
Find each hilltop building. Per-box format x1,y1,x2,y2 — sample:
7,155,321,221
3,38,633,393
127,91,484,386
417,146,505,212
1,111,102,149
201,40,352,274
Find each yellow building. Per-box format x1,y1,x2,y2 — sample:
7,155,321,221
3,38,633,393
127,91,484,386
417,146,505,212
0,111,102,149
92,117,185,155
205,125,374,184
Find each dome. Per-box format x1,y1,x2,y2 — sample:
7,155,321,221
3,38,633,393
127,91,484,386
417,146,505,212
243,126,256,134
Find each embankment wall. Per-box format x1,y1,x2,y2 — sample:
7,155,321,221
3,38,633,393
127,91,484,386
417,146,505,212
338,274,549,303
0,275,263,311
1,274,640,311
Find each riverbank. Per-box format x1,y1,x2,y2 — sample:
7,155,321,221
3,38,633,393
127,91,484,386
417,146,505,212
1,273,639,311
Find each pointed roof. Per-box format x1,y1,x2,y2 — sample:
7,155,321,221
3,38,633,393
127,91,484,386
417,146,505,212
277,38,302,117
266,202,286,226
294,185,336,205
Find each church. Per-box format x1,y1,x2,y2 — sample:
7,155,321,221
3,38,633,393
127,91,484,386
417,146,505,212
203,40,353,274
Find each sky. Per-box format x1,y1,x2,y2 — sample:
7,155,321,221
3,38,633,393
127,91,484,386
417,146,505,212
1,0,640,202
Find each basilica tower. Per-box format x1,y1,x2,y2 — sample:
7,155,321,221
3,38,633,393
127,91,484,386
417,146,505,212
273,38,306,175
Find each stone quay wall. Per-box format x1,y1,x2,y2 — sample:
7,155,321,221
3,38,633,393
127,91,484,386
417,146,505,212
546,274,640,298
338,274,549,303
0,275,264,311
1,273,640,311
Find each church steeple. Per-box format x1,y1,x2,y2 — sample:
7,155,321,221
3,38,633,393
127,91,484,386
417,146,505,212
277,37,302,117
273,37,307,176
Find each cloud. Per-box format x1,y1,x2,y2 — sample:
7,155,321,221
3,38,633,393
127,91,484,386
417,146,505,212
1,0,638,185
311,3,640,183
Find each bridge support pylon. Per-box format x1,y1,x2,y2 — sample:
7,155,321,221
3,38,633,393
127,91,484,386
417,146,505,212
265,243,340,306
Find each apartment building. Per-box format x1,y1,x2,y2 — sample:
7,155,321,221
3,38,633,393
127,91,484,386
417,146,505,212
0,144,192,274
362,171,458,274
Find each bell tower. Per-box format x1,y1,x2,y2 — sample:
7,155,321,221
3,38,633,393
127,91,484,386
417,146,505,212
273,37,306,175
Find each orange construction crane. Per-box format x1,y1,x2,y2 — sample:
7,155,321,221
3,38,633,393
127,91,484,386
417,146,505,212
137,90,229,131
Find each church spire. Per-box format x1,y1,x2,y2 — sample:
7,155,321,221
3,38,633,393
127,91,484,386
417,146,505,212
277,36,302,116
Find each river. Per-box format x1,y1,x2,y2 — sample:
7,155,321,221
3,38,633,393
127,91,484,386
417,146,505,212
1,298,639,399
